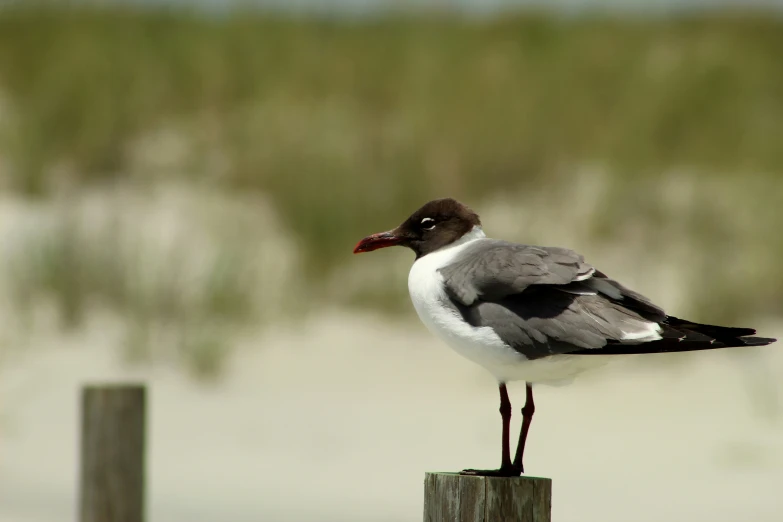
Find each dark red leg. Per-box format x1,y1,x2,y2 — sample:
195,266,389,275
512,383,535,472
460,383,521,477
499,383,512,470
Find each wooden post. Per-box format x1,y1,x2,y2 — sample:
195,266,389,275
79,384,146,522
423,472,551,522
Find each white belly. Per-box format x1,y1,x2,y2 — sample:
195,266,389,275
407,232,614,384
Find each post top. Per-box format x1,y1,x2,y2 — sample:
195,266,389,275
425,471,552,482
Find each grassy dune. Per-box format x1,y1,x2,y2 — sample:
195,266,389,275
0,6,781,362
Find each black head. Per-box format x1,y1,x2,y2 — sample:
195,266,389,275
353,198,481,258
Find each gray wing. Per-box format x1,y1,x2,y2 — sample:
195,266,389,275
440,240,597,305
439,239,667,359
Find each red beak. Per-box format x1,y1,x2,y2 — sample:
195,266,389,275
353,230,403,253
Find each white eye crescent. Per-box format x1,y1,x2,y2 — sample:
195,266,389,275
420,217,436,230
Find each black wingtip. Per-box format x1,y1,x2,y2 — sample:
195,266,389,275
664,315,758,338
739,336,777,346
570,321,776,355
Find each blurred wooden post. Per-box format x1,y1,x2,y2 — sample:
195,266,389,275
423,472,551,522
79,384,146,522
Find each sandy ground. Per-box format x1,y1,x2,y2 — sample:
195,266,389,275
1,311,782,522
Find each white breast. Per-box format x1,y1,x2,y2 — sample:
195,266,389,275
406,226,616,384
407,227,527,379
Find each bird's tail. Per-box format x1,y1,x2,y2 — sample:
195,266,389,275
575,315,776,355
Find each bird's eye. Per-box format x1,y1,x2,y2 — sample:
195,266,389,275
420,217,436,230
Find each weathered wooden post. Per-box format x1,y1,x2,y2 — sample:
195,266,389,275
79,384,147,522
423,472,551,522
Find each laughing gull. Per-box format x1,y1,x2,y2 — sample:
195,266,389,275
353,198,777,477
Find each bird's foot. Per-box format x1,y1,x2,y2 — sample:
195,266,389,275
459,466,522,477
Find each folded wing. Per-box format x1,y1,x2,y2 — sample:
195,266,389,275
439,239,775,360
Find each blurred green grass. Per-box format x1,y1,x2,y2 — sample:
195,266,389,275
5,195,263,379
0,5,781,339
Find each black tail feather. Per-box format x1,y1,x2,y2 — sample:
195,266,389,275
664,316,757,340
572,315,777,355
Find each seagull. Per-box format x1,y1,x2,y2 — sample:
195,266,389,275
353,198,777,477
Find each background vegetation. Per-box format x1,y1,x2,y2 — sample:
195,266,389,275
0,5,781,377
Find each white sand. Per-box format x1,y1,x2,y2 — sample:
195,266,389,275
1,311,781,522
